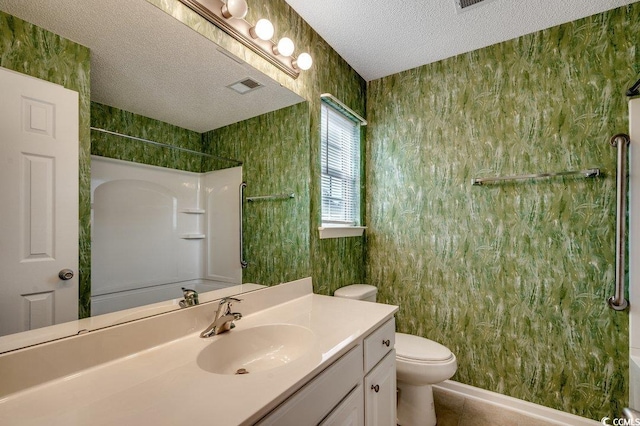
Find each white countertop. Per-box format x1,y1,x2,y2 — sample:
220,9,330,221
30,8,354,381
0,283,397,425
0,283,266,354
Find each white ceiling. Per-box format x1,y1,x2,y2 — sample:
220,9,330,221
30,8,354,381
0,0,303,133
2,0,636,128
284,0,639,81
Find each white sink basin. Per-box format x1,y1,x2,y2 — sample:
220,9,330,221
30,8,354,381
197,324,318,375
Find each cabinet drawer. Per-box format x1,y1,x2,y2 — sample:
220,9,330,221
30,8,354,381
257,345,363,426
364,318,396,373
363,318,395,372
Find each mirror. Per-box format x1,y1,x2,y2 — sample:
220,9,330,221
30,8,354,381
0,0,306,353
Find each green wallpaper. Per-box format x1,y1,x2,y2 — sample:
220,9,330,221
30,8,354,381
153,0,368,294
0,11,92,318
234,0,368,296
367,5,638,420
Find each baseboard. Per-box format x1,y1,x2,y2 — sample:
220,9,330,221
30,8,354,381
434,380,600,426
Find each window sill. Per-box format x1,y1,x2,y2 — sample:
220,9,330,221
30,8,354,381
318,226,367,239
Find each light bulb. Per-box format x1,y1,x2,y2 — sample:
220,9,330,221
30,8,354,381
250,19,274,41
221,0,248,19
274,37,295,57
293,52,313,71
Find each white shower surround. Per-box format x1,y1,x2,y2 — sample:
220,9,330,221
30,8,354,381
90,156,242,315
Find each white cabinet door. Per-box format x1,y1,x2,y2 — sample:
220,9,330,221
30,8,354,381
320,384,364,426
257,346,363,426
364,350,397,426
0,67,79,337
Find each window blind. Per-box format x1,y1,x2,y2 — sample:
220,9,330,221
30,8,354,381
321,102,361,225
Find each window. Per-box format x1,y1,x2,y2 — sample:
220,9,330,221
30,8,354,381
320,98,362,226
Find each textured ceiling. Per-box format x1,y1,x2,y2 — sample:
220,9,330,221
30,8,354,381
0,0,303,133
284,0,639,81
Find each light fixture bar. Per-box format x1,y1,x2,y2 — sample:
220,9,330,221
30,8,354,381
178,0,300,79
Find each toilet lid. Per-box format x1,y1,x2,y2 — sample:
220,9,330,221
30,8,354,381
334,284,377,299
395,332,453,362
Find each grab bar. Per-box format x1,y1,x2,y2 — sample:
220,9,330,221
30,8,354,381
609,134,630,310
239,182,248,269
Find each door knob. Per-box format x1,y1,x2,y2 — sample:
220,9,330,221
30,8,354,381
58,269,74,280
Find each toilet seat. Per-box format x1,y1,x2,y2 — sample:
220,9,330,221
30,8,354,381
395,332,454,363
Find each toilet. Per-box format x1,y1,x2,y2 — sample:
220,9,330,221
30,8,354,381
334,284,457,426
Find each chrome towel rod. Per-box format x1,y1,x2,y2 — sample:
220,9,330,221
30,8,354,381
471,168,600,186
609,133,630,311
246,193,295,202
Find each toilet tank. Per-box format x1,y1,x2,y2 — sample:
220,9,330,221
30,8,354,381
334,284,377,302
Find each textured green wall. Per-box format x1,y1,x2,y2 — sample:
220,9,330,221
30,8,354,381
152,0,367,294
0,11,92,318
240,0,367,296
367,5,639,420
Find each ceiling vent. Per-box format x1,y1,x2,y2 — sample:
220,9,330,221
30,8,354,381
455,0,494,13
227,78,263,94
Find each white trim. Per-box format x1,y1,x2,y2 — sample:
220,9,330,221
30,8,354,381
435,381,600,425
318,226,366,239
320,93,367,125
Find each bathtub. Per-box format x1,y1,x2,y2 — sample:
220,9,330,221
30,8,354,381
631,353,640,410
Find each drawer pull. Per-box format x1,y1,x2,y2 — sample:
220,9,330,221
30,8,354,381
371,384,380,393
382,339,390,347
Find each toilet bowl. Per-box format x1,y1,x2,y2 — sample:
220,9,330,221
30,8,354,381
395,332,457,426
334,285,457,426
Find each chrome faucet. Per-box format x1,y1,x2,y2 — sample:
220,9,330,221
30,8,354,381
179,287,199,308
200,297,242,338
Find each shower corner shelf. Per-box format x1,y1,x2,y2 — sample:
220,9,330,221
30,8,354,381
180,233,206,240
179,208,205,214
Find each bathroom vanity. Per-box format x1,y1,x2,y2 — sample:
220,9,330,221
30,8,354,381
259,317,397,425
0,278,397,425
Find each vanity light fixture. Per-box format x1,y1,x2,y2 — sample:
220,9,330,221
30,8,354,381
293,52,313,71
221,0,248,19
274,37,295,57
178,0,313,79
250,18,274,41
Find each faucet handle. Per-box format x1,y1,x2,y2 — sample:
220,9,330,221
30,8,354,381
179,287,199,308
182,287,198,298
219,296,242,314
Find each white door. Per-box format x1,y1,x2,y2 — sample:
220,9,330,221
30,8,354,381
0,67,79,337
